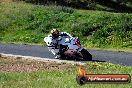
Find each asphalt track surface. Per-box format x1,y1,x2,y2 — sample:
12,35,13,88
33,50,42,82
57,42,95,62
0,43,132,66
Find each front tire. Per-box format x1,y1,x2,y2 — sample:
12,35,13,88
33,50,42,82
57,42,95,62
81,49,92,61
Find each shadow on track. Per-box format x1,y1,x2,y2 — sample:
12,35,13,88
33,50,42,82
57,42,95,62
92,60,106,62
59,57,106,62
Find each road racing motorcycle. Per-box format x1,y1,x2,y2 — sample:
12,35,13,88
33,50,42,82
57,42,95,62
44,36,92,61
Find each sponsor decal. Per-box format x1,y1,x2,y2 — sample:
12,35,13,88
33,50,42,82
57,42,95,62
76,67,131,85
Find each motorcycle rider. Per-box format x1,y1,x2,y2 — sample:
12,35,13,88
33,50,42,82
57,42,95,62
48,28,73,59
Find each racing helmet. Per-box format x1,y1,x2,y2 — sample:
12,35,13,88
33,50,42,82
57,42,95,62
50,28,59,38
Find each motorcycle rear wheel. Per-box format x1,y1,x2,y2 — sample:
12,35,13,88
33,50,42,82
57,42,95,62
81,49,92,61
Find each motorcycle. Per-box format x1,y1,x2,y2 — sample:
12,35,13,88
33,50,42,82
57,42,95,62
44,36,92,61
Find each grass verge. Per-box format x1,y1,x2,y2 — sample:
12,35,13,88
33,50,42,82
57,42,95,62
0,1,132,51
0,56,132,88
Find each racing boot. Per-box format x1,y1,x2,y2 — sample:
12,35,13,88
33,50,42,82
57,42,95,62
55,53,61,59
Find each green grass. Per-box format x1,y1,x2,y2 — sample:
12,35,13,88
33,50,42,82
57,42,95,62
0,2,132,50
0,62,132,88
0,56,131,88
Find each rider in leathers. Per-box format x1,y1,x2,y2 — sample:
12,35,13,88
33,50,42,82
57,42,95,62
48,28,72,59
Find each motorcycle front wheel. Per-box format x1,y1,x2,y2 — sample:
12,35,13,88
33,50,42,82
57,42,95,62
81,49,92,61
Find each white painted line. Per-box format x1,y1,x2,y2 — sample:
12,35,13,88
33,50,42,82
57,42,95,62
0,53,86,65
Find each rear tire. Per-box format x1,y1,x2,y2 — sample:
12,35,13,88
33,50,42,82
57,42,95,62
81,49,92,61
